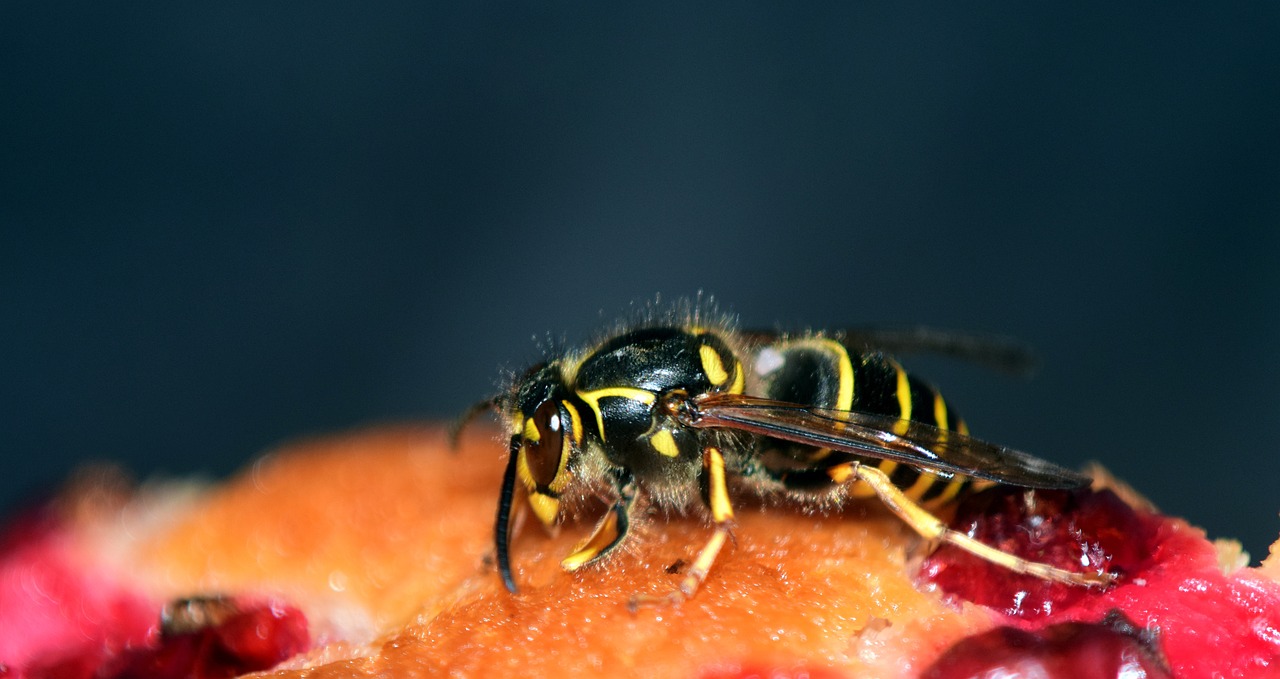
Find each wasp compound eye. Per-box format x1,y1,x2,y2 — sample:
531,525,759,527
526,400,565,489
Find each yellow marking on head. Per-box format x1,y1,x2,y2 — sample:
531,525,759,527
517,446,569,496
699,344,730,386
561,400,584,443
522,417,540,443
549,445,573,494
705,446,734,523
516,451,534,489
576,387,657,441
527,492,560,528
517,417,572,497
650,428,681,458
510,413,526,436
933,394,949,431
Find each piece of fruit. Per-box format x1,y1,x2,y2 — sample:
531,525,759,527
1,426,1278,677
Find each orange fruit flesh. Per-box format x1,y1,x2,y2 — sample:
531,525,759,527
133,426,996,677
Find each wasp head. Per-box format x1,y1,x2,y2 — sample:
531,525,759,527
495,363,584,592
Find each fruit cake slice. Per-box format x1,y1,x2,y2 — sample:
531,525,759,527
2,426,1279,678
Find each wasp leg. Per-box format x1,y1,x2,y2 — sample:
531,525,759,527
560,469,637,572
631,446,736,609
830,462,1116,587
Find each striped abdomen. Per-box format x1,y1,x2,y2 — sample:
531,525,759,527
752,337,974,505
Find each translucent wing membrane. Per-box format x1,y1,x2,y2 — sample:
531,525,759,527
684,393,1089,489
741,327,1040,378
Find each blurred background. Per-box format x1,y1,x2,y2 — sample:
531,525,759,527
4,5,1278,559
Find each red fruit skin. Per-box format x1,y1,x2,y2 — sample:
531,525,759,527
211,604,310,671
920,615,1173,679
18,600,310,679
922,488,1150,618
109,602,310,679
922,486,1280,678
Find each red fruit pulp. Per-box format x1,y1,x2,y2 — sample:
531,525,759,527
0,505,309,678
922,486,1280,677
108,601,310,679
921,487,1148,618
699,664,847,679
0,507,156,671
20,599,309,679
920,612,1173,679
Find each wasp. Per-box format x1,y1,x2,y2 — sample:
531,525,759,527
463,308,1116,604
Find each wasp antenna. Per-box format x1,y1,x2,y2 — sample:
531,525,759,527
494,437,522,594
449,397,500,449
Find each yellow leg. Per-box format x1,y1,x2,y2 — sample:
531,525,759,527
678,524,732,597
630,446,736,610
839,463,1115,587
561,472,636,571
562,505,624,571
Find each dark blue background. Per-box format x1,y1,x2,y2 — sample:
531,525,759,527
4,5,1279,558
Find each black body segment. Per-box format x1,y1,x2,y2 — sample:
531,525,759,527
577,327,724,394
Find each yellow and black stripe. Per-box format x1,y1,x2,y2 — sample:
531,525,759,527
755,338,971,504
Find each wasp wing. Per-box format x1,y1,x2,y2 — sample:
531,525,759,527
739,327,1039,378
686,394,1088,489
